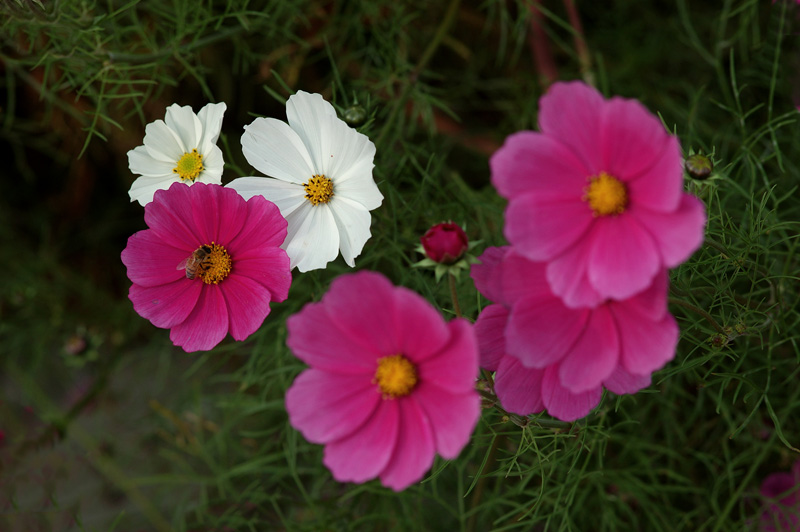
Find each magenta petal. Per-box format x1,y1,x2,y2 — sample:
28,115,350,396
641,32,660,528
541,366,602,422
129,279,201,329
287,301,379,373
537,81,605,174
285,369,379,444
474,304,509,372
169,286,229,352
613,303,679,376
227,194,288,255
394,286,451,363
505,193,594,262
558,305,619,393
506,295,589,368
624,135,682,213
122,230,188,287
587,216,661,301
221,274,273,341
145,183,206,249
418,319,478,394
490,131,588,199
499,250,553,306
632,194,707,268
413,382,479,459
234,248,292,303
379,399,436,491
603,365,651,395
323,399,399,484
471,246,509,303
545,238,605,309
189,183,249,245
494,355,545,416
623,270,669,321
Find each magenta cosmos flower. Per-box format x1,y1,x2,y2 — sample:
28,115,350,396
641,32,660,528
491,81,706,308
121,182,291,352
760,461,800,532
285,271,480,491
471,246,677,421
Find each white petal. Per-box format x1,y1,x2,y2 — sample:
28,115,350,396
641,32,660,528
227,177,308,218
324,117,376,182
284,202,340,272
128,174,180,206
241,117,314,184
328,197,373,267
197,102,227,154
286,91,337,174
128,145,175,177
334,173,383,211
165,104,202,152
143,120,185,163
198,145,224,183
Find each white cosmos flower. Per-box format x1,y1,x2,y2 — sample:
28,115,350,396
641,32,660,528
127,102,227,206
227,91,383,272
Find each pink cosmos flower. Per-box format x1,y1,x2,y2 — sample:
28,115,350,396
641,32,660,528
471,246,677,421
491,81,706,308
420,222,469,264
285,271,480,491
121,182,291,352
760,461,800,532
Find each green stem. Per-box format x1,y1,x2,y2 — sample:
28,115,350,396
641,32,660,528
449,273,462,318
668,298,724,333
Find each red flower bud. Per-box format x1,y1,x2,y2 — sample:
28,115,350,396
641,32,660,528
420,222,469,264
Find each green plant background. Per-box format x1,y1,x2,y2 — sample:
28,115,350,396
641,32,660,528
1,0,799,530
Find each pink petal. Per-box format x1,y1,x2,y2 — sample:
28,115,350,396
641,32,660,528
418,319,478,394
761,472,796,501
603,365,651,395
413,381,479,459
285,368,380,444
394,285,451,363
128,279,201,329
631,194,707,268
323,398,399,484
557,305,620,393
587,215,661,301
537,81,605,175
498,250,554,306
541,366,602,422
612,303,679,376
494,355,545,416
187,182,249,245
145,183,206,249
506,295,589,368
286,301,380,374
122,230,188,288
491,131,588,199
505,193,594,262
221,273,274,341
169,285,229,352
623,270,669,321
473,304,509,372
471,246,508,303
624,135,682,213
233,248,292,303
379,398,436,491
546,238,605,308
227,194,288,255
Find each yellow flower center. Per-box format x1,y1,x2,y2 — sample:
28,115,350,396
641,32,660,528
303,174,334,206
374,354,418,399
196,242,232,285
584,172,628,216
172,149,205,182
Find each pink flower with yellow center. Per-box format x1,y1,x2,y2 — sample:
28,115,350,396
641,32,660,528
285,271,480,491
121,182,291,352
471,246,677,422
491,81,706,308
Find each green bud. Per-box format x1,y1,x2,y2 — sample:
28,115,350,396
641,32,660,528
343,105,367,127
685,154,713,180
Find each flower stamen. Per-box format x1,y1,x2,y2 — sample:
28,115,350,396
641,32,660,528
374,354,418,399
584,172,628,216
303,174,334,206
195,242,232,285
173,149,205,182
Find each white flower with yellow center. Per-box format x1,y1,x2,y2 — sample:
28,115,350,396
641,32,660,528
127,102,227,206
227,91,383,272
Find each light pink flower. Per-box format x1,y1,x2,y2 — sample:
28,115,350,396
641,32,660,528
285,271,480,491
471,246,677,421
121,182,291,352
491,81,706,307
760,461,800,532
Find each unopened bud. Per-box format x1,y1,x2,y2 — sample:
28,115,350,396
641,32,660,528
685,154,713,180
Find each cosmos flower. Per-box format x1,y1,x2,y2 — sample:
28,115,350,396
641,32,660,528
760,461,800,532
127,102,227,206
420,222,470,265
285,271,480,491
491,81,706,308
471,246,676,422
121,182,291,352
227,91,383,272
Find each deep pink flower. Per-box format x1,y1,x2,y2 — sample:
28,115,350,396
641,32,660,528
285,271,480,491
121,182,291,352
760,461,800,532
491,81,706,307
471,246,676,421
420,222,469,264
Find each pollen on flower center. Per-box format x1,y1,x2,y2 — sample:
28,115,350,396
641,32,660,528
196,242,232,285
303,174,334,206
173,149,205,182
584,172,628,216
373,354,418,399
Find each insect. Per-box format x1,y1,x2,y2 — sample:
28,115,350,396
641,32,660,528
177,245,213,280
